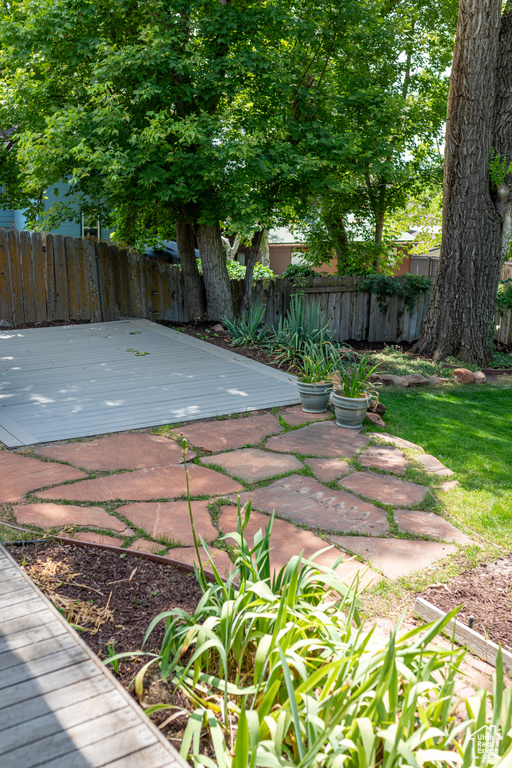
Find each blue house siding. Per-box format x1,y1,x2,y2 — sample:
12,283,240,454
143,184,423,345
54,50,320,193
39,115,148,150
0,209,15,227
0,181,113,239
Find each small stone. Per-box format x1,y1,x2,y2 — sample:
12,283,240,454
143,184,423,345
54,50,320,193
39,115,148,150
358,446,407,475
369,374,382,383
69,532,123,547
128,539,167,554
439,479,460,492
474,371,487,384
416,454,454,477
379,374,409,387
304,458,350,482
376,433,424,452
403,374,429,386
365,412,386,428
211,323,225,333
394,509,471,545
341,472,429,506
279,405,334,427
13,503,134,534
331,536,457,579
0,319,12,328
200,448,302,482
453,368,475,384
437,377,453,384
428,375,438,385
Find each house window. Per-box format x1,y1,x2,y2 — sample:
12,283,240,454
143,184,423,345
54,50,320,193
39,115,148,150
82,213,100,240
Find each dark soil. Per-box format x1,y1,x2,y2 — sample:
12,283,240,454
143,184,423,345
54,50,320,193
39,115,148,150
421,556,512,651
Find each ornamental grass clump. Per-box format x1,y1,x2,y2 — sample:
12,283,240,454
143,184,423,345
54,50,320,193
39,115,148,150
330,353,381,399
267,294,335,368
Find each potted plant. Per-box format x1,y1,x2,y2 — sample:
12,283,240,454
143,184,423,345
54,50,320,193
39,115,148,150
295,346,338,413
330,354,380,428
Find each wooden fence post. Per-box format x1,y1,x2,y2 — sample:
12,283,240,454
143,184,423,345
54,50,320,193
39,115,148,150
0,229,13,324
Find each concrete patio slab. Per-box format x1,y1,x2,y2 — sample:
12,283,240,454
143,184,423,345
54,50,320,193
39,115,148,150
358,445,407,475
13,504,134,535
330,535,457,579
179,412,282,452
218,506,380,588
200,448,302,482
38,433,195,471
341,472,429,506
394,509,471,544
0,319,299,448
266,421,369,458
116,501,218,544
37,464,242,502
234,475,389,535
0,452,88,503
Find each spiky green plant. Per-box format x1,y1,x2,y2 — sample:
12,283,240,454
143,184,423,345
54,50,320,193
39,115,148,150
222,303,269,347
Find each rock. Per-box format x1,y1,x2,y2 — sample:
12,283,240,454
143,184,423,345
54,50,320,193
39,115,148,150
379,374,409,387
453,368,475,384
369,374,382,383
474,371,487,384
428,375,439,385
0,319,12,328
416,454,454,477
439,479,460,493
437,377,453,384
376,433,424,452
403,373,429,386
369,399,386,415
211,323,225,333
365,412,386,428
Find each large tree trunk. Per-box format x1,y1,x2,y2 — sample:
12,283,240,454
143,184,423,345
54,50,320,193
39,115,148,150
195,222,234,321
241,228,264,315
175,215,206,321
492,1,512,261
414,0,503,366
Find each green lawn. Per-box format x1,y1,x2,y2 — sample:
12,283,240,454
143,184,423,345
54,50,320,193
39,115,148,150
363,377,512,615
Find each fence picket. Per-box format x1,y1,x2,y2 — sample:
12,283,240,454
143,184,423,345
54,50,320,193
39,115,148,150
0,229,13,322
7,229,24,325
53,235,70,321
32,233,47,322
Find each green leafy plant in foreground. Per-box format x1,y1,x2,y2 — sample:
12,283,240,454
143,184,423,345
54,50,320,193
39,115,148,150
266,294,334,368
295,342,341,383
106,492,512,767
331,353,381,399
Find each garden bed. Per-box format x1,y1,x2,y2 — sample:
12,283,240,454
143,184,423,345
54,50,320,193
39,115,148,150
421,556,512,652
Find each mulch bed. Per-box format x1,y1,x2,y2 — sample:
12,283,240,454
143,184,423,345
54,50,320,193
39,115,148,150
421,556,512,652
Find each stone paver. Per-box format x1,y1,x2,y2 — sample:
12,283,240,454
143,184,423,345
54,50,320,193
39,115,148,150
179,412,282,452
37,464,242,502
440,479,460,492
375,433,424,452
13,503,134,534
358,446,407,475
415,454,454,477
200,448,302,482
304,458,350,483
70,532,124,547
330,536,457,579
116,501,218,544
280,405,334,427
234,475,389,535
341,472,429,506
164,546,234,577
38,433,195,471
394,510,471,545
0,452,88,503
128,539,167,554
266,421,369,458
219,506,379,588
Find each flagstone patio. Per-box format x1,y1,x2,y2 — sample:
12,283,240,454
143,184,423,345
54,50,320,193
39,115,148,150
0,406,470,584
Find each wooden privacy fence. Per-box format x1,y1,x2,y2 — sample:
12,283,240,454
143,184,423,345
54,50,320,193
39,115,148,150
1,228,512,345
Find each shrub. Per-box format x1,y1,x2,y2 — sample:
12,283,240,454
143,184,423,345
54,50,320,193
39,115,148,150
221,303,269,347
496,279,512,312
110,497,512,767
226,261,275,281
266,294,335,368
280,263,316,279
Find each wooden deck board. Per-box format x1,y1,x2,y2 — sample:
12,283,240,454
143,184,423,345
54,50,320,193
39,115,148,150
0,318,299,446
0,546,189,767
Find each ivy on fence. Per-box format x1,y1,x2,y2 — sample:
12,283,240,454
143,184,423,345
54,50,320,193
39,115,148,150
358,273,432,314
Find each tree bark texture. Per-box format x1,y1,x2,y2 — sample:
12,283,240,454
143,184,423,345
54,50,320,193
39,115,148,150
195,221,234,321
175,215,206,320
414,0,503,365
241,228,264,315
492,1,512,260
